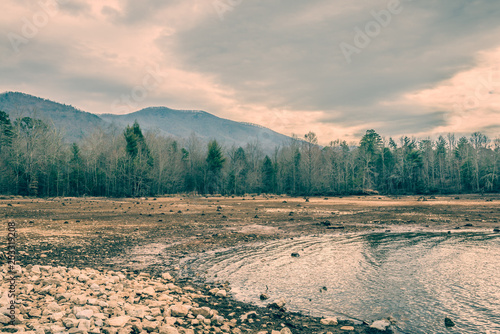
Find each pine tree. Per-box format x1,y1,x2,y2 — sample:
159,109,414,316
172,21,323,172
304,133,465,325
206,140,226,194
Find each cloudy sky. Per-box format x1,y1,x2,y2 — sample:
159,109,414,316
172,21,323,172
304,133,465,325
1,0,500,144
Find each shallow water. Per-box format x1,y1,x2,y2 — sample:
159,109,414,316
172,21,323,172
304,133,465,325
186,231,500,333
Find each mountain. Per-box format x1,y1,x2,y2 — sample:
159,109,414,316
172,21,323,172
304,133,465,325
0,92,106,142
100,107,291,149
0,92,292,149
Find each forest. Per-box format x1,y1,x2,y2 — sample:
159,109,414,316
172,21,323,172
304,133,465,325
0,110,499,197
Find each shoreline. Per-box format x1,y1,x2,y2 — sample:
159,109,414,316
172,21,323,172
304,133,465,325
1,195,499,333
0,263,376,334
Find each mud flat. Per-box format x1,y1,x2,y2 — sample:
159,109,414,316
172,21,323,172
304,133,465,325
1,195,499,333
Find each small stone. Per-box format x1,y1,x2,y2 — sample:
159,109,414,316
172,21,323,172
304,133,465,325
142,320,159,332
159,325,179,334
340,326,354,331
291,253,300,257
107,316,130,327
141,286,156,297
77,274,90,283
280,329,292,334
77,319,91,331
161,273,173,281
267,298,286,311
29,309,42,318
0,314,11,324
216,290,227,298
444,317,455,327
260,293,269,300
47,302,62,312
191,307,211,318
76,309,93,320
49,312,65,322
170,305,189,317
370,319,391,331
320,317,338,326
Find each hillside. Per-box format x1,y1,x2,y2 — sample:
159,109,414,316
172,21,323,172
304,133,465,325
0,92,106,142
0,92,292,149
100,107,291,149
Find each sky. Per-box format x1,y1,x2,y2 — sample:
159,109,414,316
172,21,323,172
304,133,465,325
1,0,500,144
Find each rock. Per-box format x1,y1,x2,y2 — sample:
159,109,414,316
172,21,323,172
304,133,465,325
77,274,90,283
444,317,455,327
29,309,42,318
159,325,179,334
161,273,173,281
340,326,355,331
191,307,211,318
370,319,391,331
216,289,227,298
267,298,286,311
107,316,130,327
320,317,338,326
76,309,93,320
260,293,269,300
280,328,292,334
63,318,78,328
141,286,156,297
290,253,300,257
77,319,91,332
127,306,147,318
70,294,88,305
0,314,11,324
493,227,500,233
240,311,258,321
50,325,67,333
170,305,189,317
49,312,65,322
142,320,159,332
46,302,62,312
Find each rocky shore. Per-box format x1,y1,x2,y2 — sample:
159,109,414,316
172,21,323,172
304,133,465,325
0,264,381,334
4,195,494,333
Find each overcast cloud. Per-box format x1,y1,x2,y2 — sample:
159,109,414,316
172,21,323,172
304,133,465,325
1,0,499,143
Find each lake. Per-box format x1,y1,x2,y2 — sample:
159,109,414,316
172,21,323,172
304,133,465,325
186,231,500,333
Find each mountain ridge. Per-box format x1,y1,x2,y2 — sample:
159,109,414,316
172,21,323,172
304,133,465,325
0,91,292,149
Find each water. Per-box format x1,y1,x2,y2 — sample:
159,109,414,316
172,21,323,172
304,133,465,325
185,231,500,333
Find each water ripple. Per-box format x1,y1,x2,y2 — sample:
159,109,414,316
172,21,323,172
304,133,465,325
185,232,500,334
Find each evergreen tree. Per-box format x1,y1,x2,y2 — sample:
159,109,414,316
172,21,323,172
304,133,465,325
261,155,275,193
206,140,226,194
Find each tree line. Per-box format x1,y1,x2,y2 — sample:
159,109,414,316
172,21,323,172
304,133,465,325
0,111,499,197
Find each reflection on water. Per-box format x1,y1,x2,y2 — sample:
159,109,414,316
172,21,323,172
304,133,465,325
185,232,500,334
